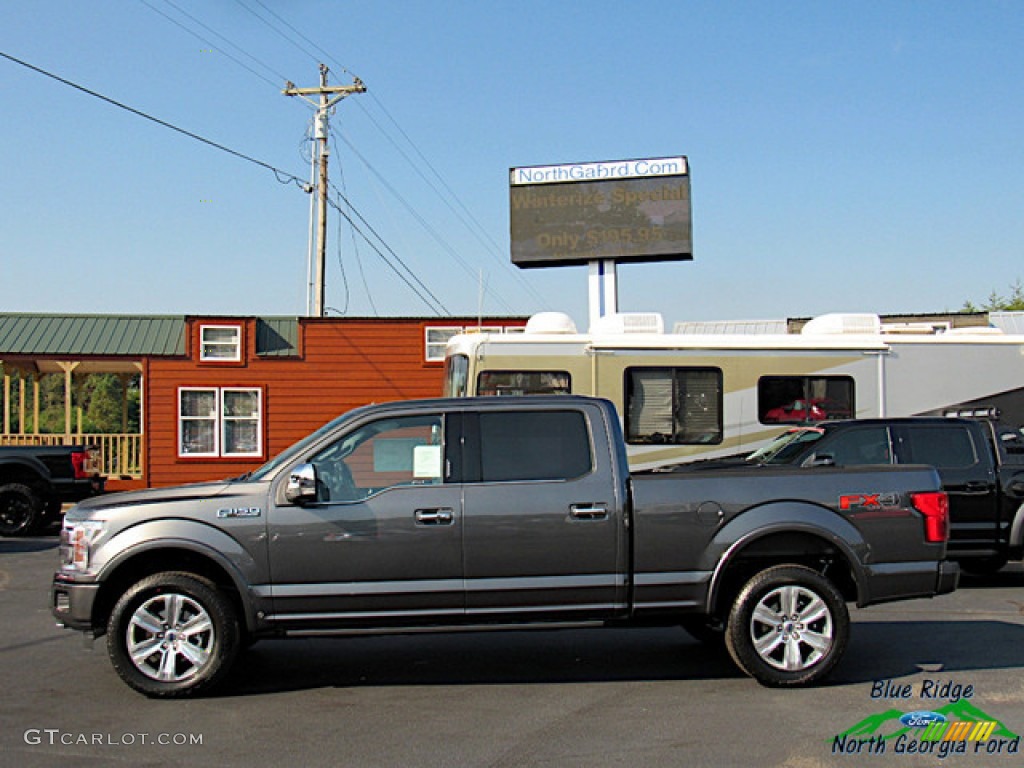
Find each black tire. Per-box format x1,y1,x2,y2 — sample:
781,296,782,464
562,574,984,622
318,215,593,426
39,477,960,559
106,572,240,698
0,483,43,537
724,565,849,687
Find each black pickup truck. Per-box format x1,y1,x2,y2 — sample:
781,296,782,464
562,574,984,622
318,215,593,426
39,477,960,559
53,396,956,697
747,417,1024,573
0,445,105,536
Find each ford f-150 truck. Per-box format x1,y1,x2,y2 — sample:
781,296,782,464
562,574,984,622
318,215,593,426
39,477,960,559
0,444,104,536
745,417,1024,574
51,396,957,697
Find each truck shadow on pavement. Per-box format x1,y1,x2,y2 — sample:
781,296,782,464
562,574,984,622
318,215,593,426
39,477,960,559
227,627,740,695
957,567,1024,591
224,618,1024,697
0,538,59,554
835,619,1024,684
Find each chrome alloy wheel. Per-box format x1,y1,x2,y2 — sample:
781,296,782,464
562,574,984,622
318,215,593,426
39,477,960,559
749,584,833,672
126,593,215,682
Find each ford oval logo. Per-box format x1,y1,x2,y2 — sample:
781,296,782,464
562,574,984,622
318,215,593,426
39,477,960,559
900,711,947,728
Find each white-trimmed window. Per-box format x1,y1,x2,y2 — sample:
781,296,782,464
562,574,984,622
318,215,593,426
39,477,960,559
424,325,519,362
178,387,262,457
425,327,464,362
200,325,242,362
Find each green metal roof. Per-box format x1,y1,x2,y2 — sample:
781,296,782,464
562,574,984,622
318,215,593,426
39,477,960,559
256,317,300,357
0,314,186,356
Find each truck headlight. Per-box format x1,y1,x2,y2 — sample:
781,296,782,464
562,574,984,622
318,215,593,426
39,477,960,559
61,520,106,572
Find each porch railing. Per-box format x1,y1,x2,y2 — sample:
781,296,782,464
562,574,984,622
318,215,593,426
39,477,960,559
0,433,143,479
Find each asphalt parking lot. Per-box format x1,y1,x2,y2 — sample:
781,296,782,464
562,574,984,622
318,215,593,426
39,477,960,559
1,537,1023,768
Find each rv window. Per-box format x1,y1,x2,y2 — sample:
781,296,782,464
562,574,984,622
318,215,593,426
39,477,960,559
625,367,723,445
477,371,571,396
758,376,854,424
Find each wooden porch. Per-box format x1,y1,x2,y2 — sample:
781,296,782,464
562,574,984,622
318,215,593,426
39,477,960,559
0,431,143,478
1,359,144,480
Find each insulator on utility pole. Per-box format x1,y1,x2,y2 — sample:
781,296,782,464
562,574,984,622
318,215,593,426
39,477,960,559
283,65,366,317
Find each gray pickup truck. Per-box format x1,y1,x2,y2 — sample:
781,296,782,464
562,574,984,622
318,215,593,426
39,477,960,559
52,396,957,697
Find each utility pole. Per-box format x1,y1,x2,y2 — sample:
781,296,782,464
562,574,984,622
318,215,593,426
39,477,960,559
284,64,366,317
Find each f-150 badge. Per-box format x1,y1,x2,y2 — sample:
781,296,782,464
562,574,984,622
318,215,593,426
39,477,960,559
217,507,262,518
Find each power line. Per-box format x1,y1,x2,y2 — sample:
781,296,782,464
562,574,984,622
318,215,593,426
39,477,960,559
140,0,291,89
335,158,377,316
333,129,517,314
0,49,309,191
358,96,550,309
326,191,448,315
225,2,536,314
0,46,444,318
248,0,353,76
232,0,321,68
328,181,449,314
325,180,351,317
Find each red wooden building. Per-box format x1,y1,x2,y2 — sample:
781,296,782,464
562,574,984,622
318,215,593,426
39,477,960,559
0,314,525,489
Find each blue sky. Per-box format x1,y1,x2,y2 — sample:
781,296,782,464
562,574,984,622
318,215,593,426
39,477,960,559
2,1,1022,329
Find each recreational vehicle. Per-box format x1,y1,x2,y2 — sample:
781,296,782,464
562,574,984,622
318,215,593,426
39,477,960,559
443,311,1024,469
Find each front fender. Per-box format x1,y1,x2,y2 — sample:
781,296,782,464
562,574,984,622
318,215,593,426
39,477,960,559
93,519,264,630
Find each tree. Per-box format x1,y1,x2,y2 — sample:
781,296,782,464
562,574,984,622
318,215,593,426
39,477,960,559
962,279,1024,312
1,369,140,435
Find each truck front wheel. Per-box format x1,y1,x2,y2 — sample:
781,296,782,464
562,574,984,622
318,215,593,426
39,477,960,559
107,572,240,698
724,565,848,686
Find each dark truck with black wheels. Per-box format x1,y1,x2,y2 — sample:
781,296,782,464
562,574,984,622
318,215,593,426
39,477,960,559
0,445,104,536
52,396,957,697
746,416,1024,574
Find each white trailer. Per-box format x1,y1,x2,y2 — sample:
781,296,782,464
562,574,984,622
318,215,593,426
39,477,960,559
443,312,1024,469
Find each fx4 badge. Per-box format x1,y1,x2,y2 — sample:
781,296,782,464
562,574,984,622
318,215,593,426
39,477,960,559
839,493,899,511
217,507,262,518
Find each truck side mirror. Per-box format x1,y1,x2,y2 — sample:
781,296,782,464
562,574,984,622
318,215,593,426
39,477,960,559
286,463,319,505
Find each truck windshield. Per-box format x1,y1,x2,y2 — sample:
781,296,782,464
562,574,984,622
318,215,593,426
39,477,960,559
747,428,824,464
246,413,353,482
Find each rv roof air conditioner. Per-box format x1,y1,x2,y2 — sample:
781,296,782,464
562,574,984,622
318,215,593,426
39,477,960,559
525,312,578,335
590,313,665,335
801,313,882,336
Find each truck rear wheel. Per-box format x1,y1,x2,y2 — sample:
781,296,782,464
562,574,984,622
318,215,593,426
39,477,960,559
107,572,240,698
724,565,848,686
0,483,42,537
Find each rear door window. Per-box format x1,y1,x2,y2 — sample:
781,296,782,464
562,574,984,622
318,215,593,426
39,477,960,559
901,426,980,469
476,410,592,482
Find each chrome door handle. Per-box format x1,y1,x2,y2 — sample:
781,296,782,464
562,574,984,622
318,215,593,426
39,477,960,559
415,508,454,526
570,504,608,520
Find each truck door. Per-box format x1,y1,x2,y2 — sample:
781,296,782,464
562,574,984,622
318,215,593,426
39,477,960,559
267,412,464,623
460,406,627,620
897,424,998,555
